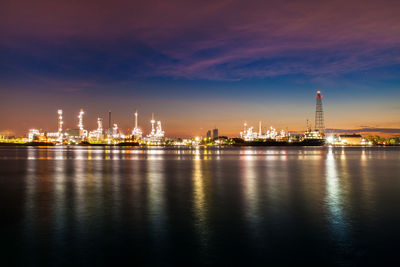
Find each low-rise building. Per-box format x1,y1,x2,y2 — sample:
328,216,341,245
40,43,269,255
339,134,362,145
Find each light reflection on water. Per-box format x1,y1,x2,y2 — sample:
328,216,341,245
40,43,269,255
1,146,400,265
193,156,211,255
147,156,166,236
241,152,260,235
325,147,350,252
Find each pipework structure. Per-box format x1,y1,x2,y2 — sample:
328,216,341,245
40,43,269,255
150,113,155,135
240,121,288,141
88,117,103,140
131,109,143,139
78,108,87,138
57,109,63,142
146,113,165,144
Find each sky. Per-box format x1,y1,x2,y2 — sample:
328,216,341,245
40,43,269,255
1,0,400,137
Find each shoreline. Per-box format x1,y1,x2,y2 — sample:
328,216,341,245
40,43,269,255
1,142,399,147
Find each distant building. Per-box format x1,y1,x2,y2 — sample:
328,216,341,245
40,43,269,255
340,134,362,145
65,129,81,142
0,130,15,140
66,129,80,137
206,130,211,138
212,128,219,139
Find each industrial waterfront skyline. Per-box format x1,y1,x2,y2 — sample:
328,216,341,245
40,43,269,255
1,90,398,146
1,0,400,137
1,90,400,138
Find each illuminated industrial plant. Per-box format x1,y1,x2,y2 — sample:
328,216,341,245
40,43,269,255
240,121,289,141
145,113,165,144
11,90,357,146
23,108,169,145
239,90,325,143
89,118,104,140
131,109,143,140
57,109,63,143
112,123,125,140
5,90,392,146
28,129,43,142
78,108,88,139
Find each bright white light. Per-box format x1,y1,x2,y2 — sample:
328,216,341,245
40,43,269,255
326,135,334,144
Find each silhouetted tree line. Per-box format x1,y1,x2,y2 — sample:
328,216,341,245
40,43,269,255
367,135,400,145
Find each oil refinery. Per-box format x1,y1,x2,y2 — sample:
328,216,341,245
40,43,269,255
3,91,324,146
24,108,167,145
1,90,391,146
239,90,325,145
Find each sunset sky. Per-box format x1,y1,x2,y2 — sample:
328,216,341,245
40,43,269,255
1,0,400,137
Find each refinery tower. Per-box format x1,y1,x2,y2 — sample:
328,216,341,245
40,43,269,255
315,91,325,133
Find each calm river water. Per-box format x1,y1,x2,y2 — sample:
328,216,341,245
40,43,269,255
1,146,400,266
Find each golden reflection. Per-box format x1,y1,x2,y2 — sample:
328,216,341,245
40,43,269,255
105,149,110,160
27,147,36,160
111,154,122,225
325,147,348,243
73,149,86,230
23,148,41,259
122,149,132,160
193,159,206,225
241,150,259,232
148,148,165,160
53,148,67,240
280,150,287,161
340,147,346,160
147,157,166,234
359,148,377,221
326,148,341,214
38,147,49,160
25,148,38,227
87,157,94,188
194,147,200,160
85,156,95,223
192,154,211,249
87,147,92,160
203,148,211,160
53,147,64,160
240,148,255,161
361,148,367,164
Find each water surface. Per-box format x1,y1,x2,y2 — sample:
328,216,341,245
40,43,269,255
1,146,400,266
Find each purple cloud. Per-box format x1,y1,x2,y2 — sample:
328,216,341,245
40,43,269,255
1,0,400,80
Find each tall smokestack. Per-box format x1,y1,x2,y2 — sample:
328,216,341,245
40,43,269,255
78,108,84,131
57,109,63,135
135,109,138,129
151,113,155,134
315,91,325,133
108,110,111,131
